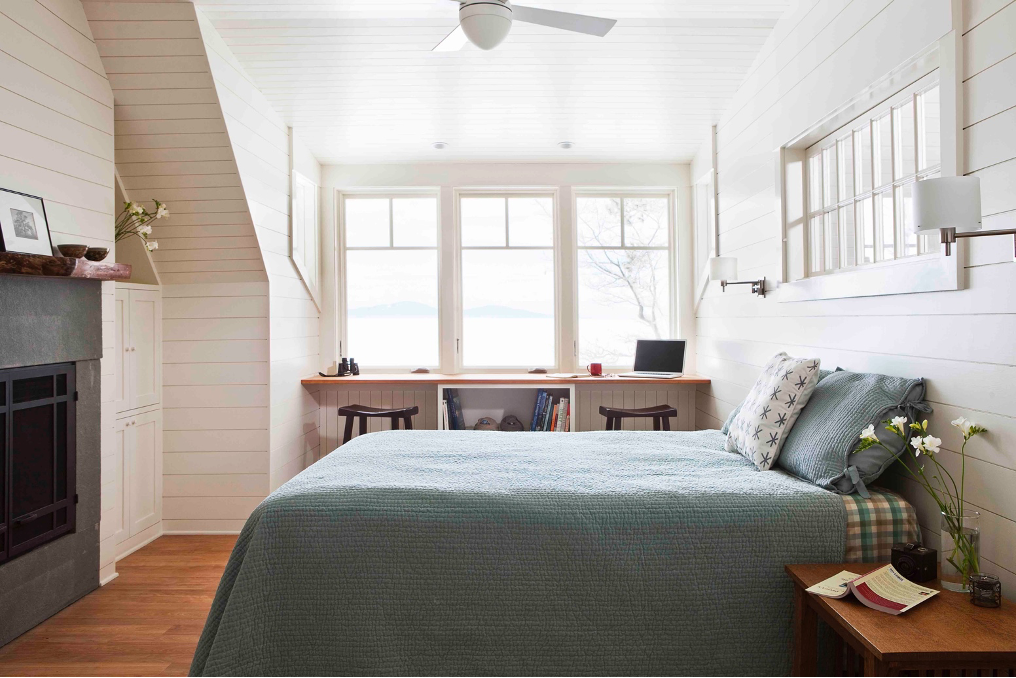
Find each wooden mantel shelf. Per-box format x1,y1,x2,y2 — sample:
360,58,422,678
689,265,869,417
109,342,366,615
303,373,711,386
0,251,131,281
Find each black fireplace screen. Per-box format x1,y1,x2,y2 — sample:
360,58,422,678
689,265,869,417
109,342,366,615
0,363,76,564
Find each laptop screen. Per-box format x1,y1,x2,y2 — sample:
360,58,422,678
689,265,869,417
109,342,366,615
633,340,686,373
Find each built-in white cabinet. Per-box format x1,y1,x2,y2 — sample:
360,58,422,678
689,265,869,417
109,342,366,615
111,283,163,560
114,286,161,414
113,408,163,554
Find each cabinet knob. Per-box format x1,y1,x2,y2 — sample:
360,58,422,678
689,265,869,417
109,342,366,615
131,347,136,352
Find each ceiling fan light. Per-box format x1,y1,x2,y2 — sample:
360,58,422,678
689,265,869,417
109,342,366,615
459,3,513,50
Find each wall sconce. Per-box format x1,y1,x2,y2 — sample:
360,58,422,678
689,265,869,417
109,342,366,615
709,256,766,298
913,176,1016,257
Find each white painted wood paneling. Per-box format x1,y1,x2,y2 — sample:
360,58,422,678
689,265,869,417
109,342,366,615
0,0,118,582
189,0,788,163
191,12,323,492
695,0,1016,595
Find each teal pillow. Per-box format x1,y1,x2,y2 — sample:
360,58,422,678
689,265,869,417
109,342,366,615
775,370,928,494
720,368,836,435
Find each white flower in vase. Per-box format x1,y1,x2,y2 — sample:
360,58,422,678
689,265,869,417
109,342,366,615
923,436,941,455
145,240,159,252
890,416,908,435
910,436,926,456
156,204,169,219
140,223,153,236
128,201,144,216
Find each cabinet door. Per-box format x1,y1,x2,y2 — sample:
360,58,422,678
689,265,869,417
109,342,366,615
127,410,162,537
113,418,129,545
114,289,130,413
128,290,161,410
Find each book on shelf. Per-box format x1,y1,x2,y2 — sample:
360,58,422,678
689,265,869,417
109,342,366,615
445,389,465,430
806,564,939,615
440,400,450,430
555,398,569,432
530,390,546,431
551,404,559,432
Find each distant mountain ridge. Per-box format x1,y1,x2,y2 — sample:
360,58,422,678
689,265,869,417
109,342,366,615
349,301,550,319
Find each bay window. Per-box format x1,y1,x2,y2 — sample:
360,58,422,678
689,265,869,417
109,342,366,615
341,194,440,369
458,194,556,369
576,195,672,367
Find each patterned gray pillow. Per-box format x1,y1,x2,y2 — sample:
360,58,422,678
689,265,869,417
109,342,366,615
776,370,927,494
725,352,822,471
720,369,836,435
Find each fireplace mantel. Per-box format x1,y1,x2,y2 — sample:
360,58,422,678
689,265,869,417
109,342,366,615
0,252,131,281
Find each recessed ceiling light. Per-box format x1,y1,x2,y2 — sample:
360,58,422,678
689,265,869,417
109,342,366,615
432,141,448,150
558,141,574,150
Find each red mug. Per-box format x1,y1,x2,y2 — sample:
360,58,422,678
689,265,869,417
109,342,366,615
587,363,603,377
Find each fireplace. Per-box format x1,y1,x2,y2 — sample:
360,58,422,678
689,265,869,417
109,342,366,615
1,363,77,564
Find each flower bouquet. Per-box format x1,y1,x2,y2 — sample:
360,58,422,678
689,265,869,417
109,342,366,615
856,415,987,592
115,199,167,252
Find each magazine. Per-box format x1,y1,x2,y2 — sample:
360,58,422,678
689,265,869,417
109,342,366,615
806,564,939,615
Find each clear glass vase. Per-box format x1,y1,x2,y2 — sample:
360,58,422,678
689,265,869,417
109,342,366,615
939,511,980,592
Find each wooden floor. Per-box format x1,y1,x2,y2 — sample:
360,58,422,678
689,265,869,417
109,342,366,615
0,535,236,677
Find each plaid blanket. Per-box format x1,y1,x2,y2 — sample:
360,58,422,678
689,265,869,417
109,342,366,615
843,489,920,562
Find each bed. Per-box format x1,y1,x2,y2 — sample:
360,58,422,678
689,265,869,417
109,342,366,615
190,429,917,677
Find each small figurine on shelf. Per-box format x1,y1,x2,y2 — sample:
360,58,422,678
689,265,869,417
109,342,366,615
349,359,360,376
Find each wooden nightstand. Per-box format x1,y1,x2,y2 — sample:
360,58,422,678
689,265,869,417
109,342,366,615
786,563,1016,676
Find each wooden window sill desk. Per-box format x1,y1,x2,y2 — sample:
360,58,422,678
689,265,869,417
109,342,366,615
301,373,711,437
786,563,1016,677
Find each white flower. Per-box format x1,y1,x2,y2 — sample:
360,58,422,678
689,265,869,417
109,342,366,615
139,224,153,236
890,416,908,434
860,424,877,442
951,417,973,437
155,204,169,219
923,436,941,455
910,436,926,456
145,240,159,252
128,201,144,216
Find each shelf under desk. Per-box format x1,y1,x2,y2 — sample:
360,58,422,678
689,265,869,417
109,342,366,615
305,374,709,441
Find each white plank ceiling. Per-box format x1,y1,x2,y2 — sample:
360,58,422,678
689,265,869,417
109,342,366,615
194,0,790,163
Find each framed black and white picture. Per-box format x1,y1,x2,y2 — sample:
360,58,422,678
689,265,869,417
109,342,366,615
0,188,53,256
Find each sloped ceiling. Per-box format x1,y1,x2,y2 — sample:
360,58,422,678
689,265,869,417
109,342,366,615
84,1,268,285
194,0,791,163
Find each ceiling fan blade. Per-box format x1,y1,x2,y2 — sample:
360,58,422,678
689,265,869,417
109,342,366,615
512,5,616,37
433,23,468,51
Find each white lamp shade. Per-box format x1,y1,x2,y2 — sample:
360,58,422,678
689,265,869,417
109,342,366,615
912,176,982,234
460,4,512,50
709,256,738,281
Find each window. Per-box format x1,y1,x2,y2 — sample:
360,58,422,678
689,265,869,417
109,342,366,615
458,194,556,368
341,194,439,368
805,75,941,275
291,171,320,307
576,195,671,367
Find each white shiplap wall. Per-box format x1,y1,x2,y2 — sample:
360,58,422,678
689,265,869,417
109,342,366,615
197,11,321,494
0,0,116,581
83,1,274,534
85,2,323,531
694,0,1016,594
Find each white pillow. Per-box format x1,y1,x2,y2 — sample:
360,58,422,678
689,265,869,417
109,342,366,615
725,352,822,471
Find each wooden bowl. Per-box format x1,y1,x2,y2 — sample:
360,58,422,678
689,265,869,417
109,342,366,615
84,247,109,262
57,244,88,258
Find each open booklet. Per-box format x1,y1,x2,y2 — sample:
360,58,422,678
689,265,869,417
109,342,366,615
806,564,939,615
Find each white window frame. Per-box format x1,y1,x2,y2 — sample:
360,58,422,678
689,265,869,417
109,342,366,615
572,188,679,369
337,188,443,371
291,170,321,309
453,187,562,373
777,41,963,302
804,73,941,276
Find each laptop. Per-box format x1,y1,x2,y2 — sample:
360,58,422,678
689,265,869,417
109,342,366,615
619,340,686,379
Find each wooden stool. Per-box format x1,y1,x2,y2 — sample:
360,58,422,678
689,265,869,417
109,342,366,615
599,404,677,431
339,404,419,444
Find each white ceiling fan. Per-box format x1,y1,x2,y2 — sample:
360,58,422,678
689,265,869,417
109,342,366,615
434,0,617,52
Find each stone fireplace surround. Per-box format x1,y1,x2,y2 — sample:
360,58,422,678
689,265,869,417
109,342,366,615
0,275,102,646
